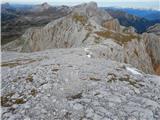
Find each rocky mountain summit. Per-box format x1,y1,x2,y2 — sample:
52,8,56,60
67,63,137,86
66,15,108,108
1,2,160,120
29,2,52,12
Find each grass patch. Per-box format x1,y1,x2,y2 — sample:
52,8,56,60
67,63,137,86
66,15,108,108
1,92,26,107
30,89,37,97
107,74,143,88
14,98,26,104
26,75,33,82
118,77,139,88
95,30,139,45
72,13,88,25
67,92,82,100
1,59,37,68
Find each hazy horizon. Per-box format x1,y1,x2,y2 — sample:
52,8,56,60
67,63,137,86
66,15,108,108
2,0,160,10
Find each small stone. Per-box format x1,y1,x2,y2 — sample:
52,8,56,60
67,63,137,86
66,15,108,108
73,103,83,110
12,104,18,108
24,117,30,120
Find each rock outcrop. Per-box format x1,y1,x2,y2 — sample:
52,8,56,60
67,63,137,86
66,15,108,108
102,19,121,32
1,48,160,120
142,33,160,75
72,2,112,25
29,2,52,12
123,26,136,34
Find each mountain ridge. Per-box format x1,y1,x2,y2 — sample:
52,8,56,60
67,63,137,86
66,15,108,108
105,7,160,33
2,2,160,75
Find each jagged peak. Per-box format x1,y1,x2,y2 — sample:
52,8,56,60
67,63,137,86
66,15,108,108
2,2,10,8
86,1,97,9
30,2,52,12
41,2,50,7
73,1,97,11
72,1,112,25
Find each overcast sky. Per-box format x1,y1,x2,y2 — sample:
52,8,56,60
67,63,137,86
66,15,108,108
2,0,160,9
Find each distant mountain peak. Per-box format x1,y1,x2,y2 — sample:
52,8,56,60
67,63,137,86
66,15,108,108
73,1,97,9
30,2,52,12
2,2,10,9
87,1,97,8
41,2,50,7
40,2,51,9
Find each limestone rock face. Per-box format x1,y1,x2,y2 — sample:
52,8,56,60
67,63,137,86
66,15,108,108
30,2,52,12
19,18,98,52
102,19,121,32
72,2,112,25
123,26,136,34
1,48,160,120
142,33,160,74
124,39,154,74
2,2,113,52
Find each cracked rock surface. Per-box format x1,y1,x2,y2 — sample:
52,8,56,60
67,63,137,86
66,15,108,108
1,48,160,120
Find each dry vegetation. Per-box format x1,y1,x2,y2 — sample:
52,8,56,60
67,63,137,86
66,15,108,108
107,73,144,88
72,13,88,25
95,30,139,45
1,92,26,107
1,59,40,68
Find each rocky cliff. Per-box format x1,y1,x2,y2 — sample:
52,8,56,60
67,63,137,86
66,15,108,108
102,19,121,32
142,33,160,75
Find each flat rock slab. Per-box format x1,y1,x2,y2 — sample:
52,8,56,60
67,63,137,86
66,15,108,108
1,48,160,120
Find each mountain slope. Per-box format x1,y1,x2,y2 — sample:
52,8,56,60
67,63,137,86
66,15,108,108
1,2,71,45
2,2,112,52
3,2,160,75
147,23,160,36
2,48,160,120
120,8,160,21
105,8,160,33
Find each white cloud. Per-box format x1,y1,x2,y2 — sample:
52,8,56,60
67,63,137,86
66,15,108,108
1,0,159,9
2,0,159,4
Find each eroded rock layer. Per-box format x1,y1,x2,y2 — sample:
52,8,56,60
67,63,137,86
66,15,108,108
2,48,160,120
